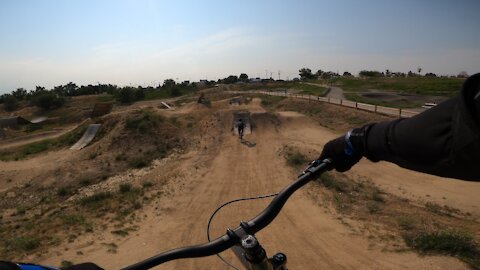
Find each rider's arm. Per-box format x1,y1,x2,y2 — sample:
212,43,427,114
320,73,480,181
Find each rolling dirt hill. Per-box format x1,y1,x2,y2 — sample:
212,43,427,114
1,97,478,269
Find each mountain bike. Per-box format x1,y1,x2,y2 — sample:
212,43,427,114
121,159,332,270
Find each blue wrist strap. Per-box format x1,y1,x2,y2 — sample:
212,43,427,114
344,130,355,156
18,264,58,270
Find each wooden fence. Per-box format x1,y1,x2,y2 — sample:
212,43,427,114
233,90,420,118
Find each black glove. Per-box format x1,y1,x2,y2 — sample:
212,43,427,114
319,125,371,172
64,263,104,270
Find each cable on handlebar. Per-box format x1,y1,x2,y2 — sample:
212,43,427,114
206,192,279,270
121,159,332,270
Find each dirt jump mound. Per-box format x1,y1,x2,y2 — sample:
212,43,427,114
91,102,113,118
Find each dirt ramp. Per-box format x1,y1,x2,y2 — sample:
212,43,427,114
70,124,101,150
91,102,113,118
250,112,281,130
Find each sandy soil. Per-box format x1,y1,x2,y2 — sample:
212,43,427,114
31,98,474,269
0,149,76,192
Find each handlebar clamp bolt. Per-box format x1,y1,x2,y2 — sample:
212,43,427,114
241,235,259,249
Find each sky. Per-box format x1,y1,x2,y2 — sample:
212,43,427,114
0,0,479,93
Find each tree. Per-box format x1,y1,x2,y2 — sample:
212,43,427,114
457,71,469,78
239,73,249,82
3,94,18,111
117,87,136,104
32,92,64,110
163,79,176,88
170,87,181,97
299,68,314,80
417,67,422,75
135,87,145,100
223,75,238,84
359,70,383,77
315,69,324,78
64,82,78,96
12,88,27,100
343,71,352,77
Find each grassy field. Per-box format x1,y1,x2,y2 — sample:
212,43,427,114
295,83,328,95
323,77,464,96
344,93,425,109
234,81,328,96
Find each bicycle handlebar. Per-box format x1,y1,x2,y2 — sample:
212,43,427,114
121,159,332,270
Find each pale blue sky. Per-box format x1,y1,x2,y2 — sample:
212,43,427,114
1,0,479,92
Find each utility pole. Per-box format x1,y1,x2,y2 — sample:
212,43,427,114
278,70,281,80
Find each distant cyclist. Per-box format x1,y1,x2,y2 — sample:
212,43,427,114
237,118,245,140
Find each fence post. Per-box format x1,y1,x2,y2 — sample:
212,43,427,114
355,102,358,109
375,105,377,113
399,108,402,117
340,99,343,105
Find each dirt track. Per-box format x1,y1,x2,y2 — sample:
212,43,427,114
34,98,474,269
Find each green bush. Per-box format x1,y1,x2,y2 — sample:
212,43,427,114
285,150,306,167
60,261,74,269
404,230,477,255
57,186,75,197
371,189,385,202
130,157,149,168
142,181,153,188
135,88,145,100
397,216,415,230
317,173,348,192
80,192,112,207
119,183,132,193
3,94,18,111
20,140,53,156
117,88,136,104
125,110,164,132
7,236,40,251
60,214,85,226
32,92,64,110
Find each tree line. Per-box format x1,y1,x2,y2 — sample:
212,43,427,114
0,79,200,112
298,68,469,80
0,72,258,112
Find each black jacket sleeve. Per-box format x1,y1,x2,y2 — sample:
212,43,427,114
364,73,480,181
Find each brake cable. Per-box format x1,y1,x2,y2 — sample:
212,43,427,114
207,192,279,270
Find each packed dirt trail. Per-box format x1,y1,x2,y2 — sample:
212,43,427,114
39,99,469,269
0,149,76,192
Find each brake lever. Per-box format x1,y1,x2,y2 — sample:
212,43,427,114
299,158,332,177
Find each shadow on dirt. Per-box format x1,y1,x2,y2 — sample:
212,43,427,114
241,139,256,148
